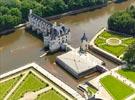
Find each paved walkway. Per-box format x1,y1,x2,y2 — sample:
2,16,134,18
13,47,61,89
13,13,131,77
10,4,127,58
121,37,133,41
0,73,21,83
35,86,52,95
99,36,106,40
4,71,29,100
20,86,52,100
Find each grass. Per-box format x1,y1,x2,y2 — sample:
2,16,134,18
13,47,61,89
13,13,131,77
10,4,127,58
87,86,97,95
95,31,135,57
99,31,125,39
37,89,66,100
100,75,135,100
99,44,126,57
9,72,48,100
0,75,21,99
117,69,135,83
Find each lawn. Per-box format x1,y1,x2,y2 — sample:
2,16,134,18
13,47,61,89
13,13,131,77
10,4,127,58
117,69,135,83
99,44,126,57
0,75,21,99
37,89,66,100
95,31,135,57
100,75,135,100
9,72,48,100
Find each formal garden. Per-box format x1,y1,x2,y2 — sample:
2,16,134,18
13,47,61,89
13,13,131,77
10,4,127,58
94,30,135,57
100,75,135,100
0,69,72,100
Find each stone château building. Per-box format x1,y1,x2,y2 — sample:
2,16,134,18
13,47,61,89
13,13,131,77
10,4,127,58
27,9,71,52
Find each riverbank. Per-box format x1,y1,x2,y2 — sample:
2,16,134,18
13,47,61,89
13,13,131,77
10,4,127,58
45,3,108,20
0,23,26,36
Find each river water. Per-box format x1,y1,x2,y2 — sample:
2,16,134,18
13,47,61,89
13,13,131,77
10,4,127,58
53,0,135,47
0,0,135,92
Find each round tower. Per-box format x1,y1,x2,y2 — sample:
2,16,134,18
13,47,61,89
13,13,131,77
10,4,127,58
80,33,88,53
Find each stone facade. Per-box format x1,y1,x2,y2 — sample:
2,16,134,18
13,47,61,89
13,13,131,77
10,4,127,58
27,9,71,52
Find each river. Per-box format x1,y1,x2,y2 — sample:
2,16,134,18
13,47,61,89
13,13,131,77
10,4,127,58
52,0,135,47
0,0,134,92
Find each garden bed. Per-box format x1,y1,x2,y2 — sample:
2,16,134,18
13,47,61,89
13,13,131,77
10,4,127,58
37,89,66,100
0,75,21,99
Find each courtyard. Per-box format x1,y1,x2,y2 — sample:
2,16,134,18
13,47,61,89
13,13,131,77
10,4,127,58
94,31,135,57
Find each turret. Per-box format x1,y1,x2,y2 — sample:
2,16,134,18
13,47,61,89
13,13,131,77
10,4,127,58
80,33,88,53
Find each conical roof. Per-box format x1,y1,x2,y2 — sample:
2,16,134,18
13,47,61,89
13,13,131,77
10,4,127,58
81,33,88,42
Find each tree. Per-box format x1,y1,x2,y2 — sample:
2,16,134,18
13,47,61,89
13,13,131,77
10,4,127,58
127,5,135,19
0,0,109,32
108,6,135,36
52,0,67,14
8,8,22,17
123,44,135,69
0,6,9,15
0,0,21,8
21,0,33,20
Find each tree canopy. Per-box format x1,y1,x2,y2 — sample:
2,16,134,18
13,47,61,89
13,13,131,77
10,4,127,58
108,6,135,36
123,44,135,69
0,0,108,32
